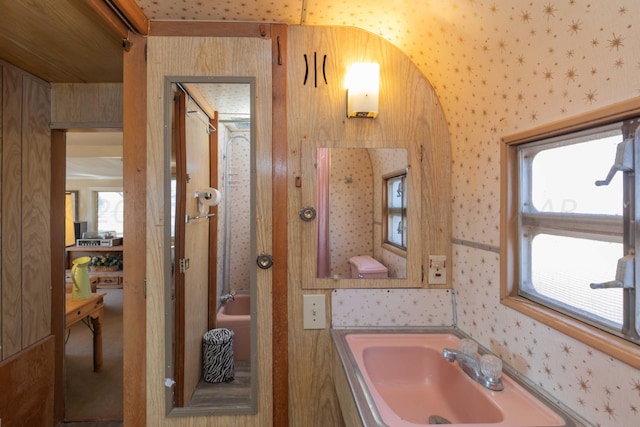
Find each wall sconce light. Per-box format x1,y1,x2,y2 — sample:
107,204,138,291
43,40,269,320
345,62,379,118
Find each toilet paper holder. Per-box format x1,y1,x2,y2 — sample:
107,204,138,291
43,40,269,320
195,188,221,213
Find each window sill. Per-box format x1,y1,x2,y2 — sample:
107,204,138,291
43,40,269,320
382,243,407,258
502,295,640,370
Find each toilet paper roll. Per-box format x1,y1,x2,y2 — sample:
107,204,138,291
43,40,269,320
196,187,222,211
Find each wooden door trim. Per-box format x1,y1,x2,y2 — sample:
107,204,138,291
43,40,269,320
208,111,219,330
107,0,149,34
50,129,66,424
122,31,147,427
172,90,187,407
149,21,270,39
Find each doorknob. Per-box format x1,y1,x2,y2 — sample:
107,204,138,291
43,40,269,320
257,253,274,269
299,206,316,222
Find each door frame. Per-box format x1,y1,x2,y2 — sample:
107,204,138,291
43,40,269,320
171,88,188,407
51,130,66,423
50,128,125,423
122,31,148,427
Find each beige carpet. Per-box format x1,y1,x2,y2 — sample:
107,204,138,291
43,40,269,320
64,288,123,422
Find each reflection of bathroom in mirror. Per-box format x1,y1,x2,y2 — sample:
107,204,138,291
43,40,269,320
166,77,257,415
316,148,408,279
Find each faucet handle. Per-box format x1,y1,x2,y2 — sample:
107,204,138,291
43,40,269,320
480,354,502,380
459,338,478,357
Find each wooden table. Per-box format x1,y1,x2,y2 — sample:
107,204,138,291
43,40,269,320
65,293,106,372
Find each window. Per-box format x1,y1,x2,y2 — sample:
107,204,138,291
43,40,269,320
502,100,640,367
383,172,407,250
97,191,124,235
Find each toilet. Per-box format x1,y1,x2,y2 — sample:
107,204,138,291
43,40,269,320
349,255,388,279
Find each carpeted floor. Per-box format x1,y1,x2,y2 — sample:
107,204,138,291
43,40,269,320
64,288,123,422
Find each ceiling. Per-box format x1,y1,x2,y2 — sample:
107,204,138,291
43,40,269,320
66,131,123,180
184,83,251,130
3,1,639,182
0,0,123,83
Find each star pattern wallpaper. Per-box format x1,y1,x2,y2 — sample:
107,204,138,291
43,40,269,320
331,289,453,328
136,1,640,425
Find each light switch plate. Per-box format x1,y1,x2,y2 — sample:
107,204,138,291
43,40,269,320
428,255,447,285
303,294,326,329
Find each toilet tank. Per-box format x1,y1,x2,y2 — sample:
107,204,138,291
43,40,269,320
349,256,388,279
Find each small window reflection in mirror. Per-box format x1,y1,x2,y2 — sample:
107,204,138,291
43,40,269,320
384,172,407,250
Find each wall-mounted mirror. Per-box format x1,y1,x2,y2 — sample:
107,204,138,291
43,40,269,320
301,144,422,289
164,77,257,415
316,148,408,279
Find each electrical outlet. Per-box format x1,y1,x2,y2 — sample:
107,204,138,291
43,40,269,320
428,255,447,285
303,294,326,329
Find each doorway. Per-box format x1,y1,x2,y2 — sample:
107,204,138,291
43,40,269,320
63,130,124,422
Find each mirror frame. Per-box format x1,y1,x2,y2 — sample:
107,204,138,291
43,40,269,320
301,143,422,289
163,76,258,416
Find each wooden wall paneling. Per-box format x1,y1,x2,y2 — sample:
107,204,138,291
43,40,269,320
51,83,123,129
287,26,451,427
1,65,23,359
146,34,273,426
0,336,55,426
419,91,453,289
20,75,51,347
0,61,55,422
332,350,364,427
122,31,147,427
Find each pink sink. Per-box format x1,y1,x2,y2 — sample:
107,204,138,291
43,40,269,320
345,333,569,426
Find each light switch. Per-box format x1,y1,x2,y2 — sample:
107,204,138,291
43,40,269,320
303,294,326,329
428,255,447,285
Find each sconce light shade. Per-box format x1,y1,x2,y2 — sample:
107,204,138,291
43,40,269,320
346,62,379,118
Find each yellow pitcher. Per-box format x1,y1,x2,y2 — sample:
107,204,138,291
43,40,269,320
71,256,93,301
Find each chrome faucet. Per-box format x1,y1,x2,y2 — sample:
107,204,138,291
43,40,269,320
442,348,504,391
220,291,236,303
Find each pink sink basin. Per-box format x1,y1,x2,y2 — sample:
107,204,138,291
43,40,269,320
345,333,569,427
